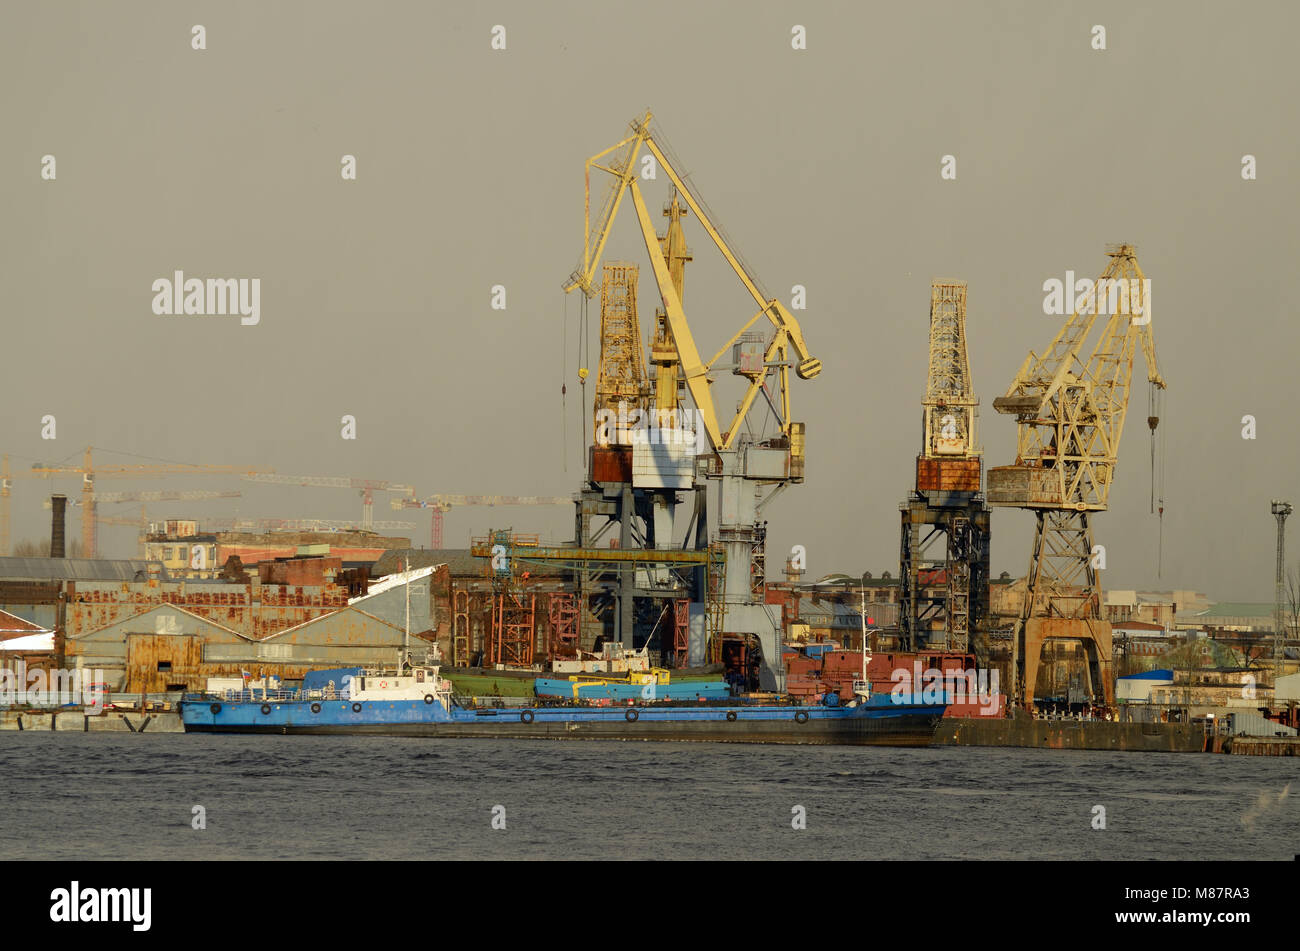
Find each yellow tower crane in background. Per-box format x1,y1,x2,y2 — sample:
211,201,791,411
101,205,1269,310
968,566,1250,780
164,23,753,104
26,448,265,558
393,494,573,549
42,490,243,558
988,244,1165,708
242,473,415,531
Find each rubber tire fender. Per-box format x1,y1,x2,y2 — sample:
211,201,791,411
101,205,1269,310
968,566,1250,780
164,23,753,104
725,711,737,722
209,703,222,715
520,710,535,723
625,708,639,722
260,704,272,715
795,710,809,723
352,702,363,713
424,694,436,705
310,702,322,714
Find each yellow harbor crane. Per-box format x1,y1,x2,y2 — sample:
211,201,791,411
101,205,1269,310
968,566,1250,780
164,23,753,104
988,244,1165,708
564,110,821,453
591,262,650,442
899,282,990,653
561,110,820,689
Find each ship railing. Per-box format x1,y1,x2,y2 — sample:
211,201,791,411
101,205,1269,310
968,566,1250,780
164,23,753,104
219,688,300,702
301,688,349,701
214,686,358,702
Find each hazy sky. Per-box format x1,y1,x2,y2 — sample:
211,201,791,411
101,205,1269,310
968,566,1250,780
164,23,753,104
3,1,1297,601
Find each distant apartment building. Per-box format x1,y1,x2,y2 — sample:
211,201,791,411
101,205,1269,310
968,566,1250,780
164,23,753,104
1175,602,1279,633
1103,589,1209,629
1111,619,1176,658
143,519,220,579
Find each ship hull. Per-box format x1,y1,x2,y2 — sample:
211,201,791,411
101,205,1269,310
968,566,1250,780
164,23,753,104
181,699,944,747
932,715,1208,753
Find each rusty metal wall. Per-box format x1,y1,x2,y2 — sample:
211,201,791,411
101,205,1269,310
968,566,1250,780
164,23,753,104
66,601,429,693
63,579,348,641
125,633,202,693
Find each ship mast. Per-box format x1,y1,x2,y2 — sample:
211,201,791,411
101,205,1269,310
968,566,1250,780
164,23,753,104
857,583,871,699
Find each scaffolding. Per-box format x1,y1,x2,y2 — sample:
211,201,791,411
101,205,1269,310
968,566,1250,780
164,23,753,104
548,591,580,659
489,590,536,667
452,588,471,667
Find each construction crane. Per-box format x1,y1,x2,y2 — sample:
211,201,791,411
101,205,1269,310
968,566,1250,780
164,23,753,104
899,282,990,654
988,244,1165,709
2,454,35,556
392,495,572,548
26,448,265,558
230,518,413,533
242,473,415,530
53,489,243,506
560,110,820,689
42,491,243,558
94,511,149,558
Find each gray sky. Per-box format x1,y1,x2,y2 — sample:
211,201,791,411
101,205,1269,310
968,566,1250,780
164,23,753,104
3,1,1297,600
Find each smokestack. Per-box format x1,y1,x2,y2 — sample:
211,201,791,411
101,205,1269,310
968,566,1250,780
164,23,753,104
51,494,67,559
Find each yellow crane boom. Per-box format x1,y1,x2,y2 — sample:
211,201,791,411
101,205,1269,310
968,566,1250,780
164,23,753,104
563,110,820,454
991,244,1164,512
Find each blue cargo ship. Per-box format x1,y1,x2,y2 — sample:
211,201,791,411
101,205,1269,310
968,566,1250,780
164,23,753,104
181,662,947,746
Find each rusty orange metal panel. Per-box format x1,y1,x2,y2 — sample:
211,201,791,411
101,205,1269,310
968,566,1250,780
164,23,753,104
591,446,633,483
916,457,981,492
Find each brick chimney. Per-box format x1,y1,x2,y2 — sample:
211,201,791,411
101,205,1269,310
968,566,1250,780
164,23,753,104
51,494,67,558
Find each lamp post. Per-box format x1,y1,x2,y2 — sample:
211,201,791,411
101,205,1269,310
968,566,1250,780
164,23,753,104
1272,501,1292,681
854,571,874,700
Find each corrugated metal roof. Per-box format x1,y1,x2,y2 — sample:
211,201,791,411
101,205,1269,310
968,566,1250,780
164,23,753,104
371,549,470,576
0,556,171,582
0,608,49,634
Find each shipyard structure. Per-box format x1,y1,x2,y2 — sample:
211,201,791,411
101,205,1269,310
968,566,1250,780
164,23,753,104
2,112,1297,738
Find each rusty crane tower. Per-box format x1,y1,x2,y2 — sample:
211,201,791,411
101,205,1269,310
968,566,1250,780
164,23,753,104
899,282,990,655
552,110,820,685
989,244,1164,709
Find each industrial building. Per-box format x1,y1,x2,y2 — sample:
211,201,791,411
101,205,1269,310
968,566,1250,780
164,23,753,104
5,113,1299,721
68,598,435,695
143,520,412,580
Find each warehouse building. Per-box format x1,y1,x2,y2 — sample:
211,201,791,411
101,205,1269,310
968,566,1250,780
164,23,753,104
67,592,440,694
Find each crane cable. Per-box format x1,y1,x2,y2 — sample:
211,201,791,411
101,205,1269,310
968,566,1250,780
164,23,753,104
1147,382,1165,576
562,292,568,472
579,293,590,465
1158,398,1167,578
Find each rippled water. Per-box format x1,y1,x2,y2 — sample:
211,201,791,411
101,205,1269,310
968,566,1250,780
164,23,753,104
1,734,1295,860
